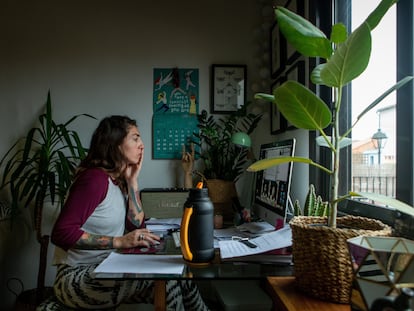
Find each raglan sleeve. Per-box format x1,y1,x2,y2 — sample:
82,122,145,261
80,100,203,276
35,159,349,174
51,169,109,251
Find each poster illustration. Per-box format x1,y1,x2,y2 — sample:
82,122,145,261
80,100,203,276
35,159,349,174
153,68,199,114
152,68,200,159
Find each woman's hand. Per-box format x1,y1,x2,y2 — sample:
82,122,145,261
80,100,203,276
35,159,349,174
124,147,144,187
113,228,160,249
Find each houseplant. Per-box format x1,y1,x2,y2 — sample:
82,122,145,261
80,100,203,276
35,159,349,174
248,0,414,303
0,91,95,308
192,102,262,221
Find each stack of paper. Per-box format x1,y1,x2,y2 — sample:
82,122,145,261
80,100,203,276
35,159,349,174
94,253,185,275
218,226,292,264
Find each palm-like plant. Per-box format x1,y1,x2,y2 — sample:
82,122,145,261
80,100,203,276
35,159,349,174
249,0,414,227
193,103,262,182
0,90,95,302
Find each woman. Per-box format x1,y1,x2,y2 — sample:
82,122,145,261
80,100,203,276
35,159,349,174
38,116,209,310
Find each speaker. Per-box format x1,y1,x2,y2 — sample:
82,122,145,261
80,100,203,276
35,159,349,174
140,188,189,219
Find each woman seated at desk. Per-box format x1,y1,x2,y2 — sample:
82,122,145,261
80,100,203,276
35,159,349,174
38,115,209,311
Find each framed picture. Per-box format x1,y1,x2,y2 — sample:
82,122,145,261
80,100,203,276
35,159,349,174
285,60,305,130
285,0,305,64
211,64,247,114
270,22,286,78
270,76,286,134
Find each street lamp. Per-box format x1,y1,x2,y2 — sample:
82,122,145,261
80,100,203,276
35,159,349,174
371,128,387,164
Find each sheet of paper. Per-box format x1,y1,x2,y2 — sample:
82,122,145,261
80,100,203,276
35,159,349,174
236,221,276,234
146,217,182,226
145,217,181,232
219,226,292,259
94,252,185,275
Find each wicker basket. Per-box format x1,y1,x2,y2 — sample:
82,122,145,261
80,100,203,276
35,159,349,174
206,179,237,222
289,215,392,304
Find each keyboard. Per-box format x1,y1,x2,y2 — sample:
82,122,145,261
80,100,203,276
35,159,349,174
172,231,181,248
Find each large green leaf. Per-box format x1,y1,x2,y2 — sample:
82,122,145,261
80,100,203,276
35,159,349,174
275,7,332,59
351,192,414,218
320,22,371,87
273,81,331,130
365,0,397,30
247,156,331,175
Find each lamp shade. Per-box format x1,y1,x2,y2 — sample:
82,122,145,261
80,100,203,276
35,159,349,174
231,132,251,148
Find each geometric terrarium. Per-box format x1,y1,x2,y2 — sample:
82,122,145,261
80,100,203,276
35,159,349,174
347,236,414,311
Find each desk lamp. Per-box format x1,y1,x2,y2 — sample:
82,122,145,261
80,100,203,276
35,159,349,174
231,132,252,148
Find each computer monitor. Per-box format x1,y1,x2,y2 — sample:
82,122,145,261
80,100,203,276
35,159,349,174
252,138,296,228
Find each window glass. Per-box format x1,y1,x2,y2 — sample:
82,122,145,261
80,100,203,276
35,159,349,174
351,0,396,197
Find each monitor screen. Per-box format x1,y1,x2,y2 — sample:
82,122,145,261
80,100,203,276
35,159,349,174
253,138,296,227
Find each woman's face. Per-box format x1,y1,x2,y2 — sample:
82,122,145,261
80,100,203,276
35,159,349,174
120,125,144,164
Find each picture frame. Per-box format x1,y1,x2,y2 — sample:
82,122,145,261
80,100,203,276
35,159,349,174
270,76,287,134
285,60,306,130
270,22,286,78
284,0,305,64
211,64,247,114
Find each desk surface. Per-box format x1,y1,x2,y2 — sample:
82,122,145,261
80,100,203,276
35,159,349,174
94,236,293,280
266,276,351,311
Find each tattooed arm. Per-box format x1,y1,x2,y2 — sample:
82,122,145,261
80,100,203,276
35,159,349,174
75,228,159,249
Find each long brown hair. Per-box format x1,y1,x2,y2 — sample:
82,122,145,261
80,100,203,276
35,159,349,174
78,115,137,188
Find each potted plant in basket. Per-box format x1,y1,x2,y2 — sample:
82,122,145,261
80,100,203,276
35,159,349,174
248,0,414,304
192,102,262,222
0,91,95,308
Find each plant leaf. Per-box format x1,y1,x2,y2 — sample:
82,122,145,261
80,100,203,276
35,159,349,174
365,0,397,30
310,64,324,85
254,93,274,102
320,22,371,87
351,191,414,218
316,136,352,149
330,23,347,44
247,156,331,175
275,7,332,59
355,76,414,123
273,81,331,130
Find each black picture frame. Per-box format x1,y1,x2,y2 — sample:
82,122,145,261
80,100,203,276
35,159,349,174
284,60,306,130
270,76,287,134
270,22,286,78
211,64,247,114
285,0,305,64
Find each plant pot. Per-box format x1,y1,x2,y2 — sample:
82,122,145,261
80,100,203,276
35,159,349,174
205,179,237,223
289,215,392,304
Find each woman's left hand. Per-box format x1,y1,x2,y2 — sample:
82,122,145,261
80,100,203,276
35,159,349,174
125,149,144,186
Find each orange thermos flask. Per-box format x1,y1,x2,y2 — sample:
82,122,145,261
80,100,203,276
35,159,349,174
180,187,215,264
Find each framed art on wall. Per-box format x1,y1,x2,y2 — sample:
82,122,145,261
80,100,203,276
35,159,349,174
211,64,246,114
270,22,286,78
270,76,287,134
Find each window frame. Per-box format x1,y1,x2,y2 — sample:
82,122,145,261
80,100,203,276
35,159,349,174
308,0,414,207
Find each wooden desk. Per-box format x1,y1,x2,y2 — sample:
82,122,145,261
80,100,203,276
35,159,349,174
266,276,351,311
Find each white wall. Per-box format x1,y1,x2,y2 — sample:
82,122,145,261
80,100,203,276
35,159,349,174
0,0,309,309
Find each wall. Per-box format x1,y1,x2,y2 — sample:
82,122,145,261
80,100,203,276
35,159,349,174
0,0,308,309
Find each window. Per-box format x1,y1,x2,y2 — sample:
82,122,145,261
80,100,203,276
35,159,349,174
309,0,414,207
351,1,396,198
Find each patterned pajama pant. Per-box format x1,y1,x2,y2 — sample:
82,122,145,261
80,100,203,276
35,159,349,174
36,264,209,311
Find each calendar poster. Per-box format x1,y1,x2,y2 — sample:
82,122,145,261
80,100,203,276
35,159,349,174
152,68,200,159
152,113,198,159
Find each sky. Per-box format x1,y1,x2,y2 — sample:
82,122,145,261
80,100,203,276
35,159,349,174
351,0,396,143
